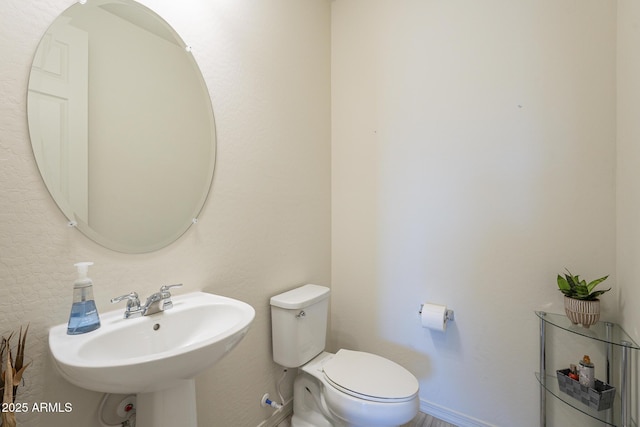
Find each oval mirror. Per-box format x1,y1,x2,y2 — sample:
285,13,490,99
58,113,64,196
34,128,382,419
27,0,216,253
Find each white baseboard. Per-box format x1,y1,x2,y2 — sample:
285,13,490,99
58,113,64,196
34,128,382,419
256,397,492,427
256,399,294,427
420,399,496,427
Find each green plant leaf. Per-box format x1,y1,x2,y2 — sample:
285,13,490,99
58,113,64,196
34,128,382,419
558,270,611,300
587,276,609,293
566,273,580,289
588,288,612,300
574,284,590,298
557,275,570,291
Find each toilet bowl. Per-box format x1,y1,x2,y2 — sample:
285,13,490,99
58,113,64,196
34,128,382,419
293,351,419,427
270,285,420,427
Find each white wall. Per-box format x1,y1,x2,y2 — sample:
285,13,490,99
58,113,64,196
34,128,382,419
0,1,330,426
618,1,640,333
617,0,640,422
331,1,616,426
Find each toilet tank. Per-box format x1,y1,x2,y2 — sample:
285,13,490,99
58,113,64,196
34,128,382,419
270,284,330,368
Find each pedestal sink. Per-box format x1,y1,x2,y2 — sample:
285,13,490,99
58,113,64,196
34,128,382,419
49,291,255,427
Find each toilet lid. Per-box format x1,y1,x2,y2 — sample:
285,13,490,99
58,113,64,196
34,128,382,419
323,349,418,401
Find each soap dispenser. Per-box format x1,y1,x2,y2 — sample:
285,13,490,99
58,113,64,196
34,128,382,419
67,262,101,335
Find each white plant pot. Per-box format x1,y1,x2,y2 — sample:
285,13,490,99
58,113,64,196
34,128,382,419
564,296,600,329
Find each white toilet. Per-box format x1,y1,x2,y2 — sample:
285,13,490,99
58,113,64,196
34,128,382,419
270,284,419,427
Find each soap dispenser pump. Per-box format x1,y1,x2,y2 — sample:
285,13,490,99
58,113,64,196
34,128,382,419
67,262,101,335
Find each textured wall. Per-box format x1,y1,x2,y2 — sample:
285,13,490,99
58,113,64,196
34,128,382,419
331,1,616,426
0,0,330,426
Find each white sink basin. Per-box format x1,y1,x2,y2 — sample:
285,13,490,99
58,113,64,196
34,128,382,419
49,291,255,394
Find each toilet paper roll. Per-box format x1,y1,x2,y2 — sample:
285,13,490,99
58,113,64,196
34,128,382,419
421,303,448,332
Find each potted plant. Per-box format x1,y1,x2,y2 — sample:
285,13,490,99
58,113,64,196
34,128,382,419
1,325,30,427
557,270,610,328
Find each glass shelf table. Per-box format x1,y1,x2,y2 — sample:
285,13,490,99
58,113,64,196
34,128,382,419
536,311,638,427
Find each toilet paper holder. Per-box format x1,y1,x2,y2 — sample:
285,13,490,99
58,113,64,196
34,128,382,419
418,304,455,321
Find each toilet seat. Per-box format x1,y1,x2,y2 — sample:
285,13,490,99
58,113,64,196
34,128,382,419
322,349,419,403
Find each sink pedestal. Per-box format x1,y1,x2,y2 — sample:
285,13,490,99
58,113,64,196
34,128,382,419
136,380,197,427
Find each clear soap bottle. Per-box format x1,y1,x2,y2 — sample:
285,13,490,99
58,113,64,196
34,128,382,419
67,262,101,335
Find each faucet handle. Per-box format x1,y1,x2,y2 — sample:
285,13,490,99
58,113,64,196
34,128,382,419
110,292,142,318
160,284,183,293
111,291,140,304
159,284,182,310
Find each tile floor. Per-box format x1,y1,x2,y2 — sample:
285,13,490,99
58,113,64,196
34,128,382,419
402,411,458,427
277,411,457,427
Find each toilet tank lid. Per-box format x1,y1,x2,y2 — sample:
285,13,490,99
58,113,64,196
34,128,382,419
270,284,330,309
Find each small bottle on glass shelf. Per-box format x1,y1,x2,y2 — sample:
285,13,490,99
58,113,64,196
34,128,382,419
579,355,595,388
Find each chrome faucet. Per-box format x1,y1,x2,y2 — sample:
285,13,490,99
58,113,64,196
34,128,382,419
111,284,183,318
110,291,142,318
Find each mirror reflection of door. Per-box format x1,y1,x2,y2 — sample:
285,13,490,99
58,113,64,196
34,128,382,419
28,0,216,253
28,17,89,224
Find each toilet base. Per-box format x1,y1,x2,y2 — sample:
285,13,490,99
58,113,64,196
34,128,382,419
291,360,416,427
292,372,334,427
